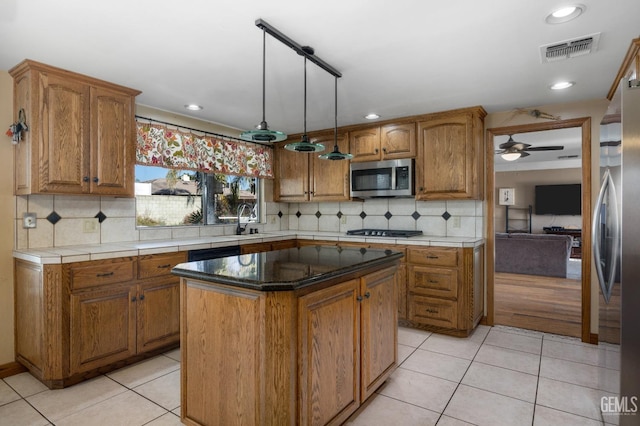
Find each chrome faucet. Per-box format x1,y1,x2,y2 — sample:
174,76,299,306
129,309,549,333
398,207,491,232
236,203,253,235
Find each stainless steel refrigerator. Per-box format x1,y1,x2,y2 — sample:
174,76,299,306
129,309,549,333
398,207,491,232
595,77,640,425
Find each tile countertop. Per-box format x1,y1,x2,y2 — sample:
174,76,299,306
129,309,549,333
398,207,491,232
12,231,485,264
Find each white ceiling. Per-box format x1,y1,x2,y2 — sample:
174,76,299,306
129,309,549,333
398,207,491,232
1,0,638,138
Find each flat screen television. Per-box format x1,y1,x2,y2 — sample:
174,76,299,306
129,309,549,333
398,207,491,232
535,184,581,215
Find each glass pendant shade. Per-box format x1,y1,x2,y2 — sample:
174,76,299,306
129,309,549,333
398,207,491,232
240,30,287,143
319,76,352,160
285,57,325,153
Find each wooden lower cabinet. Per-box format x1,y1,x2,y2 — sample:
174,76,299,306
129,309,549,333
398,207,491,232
14,252,185,388
405,245,484,336
70,284,137,374
181,265,398,426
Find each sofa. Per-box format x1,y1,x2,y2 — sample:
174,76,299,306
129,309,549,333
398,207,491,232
495,233,573,278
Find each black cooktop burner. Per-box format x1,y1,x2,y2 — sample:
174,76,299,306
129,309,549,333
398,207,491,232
346,229,423,238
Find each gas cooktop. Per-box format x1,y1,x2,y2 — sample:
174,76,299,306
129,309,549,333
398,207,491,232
346,229,423,238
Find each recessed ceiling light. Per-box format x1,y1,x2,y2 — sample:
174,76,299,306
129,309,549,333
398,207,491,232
546,4,585,24
364,113,380,120
550,81,575,90
184,104,203,111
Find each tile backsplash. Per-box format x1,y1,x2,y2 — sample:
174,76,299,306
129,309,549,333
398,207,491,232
14,195,482,249
284,198,484,238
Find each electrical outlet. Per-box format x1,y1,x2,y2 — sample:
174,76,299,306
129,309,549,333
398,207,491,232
83,218,99,233
341,216,347,225
23,213,37,229
452,216,461,228
270,216,277,224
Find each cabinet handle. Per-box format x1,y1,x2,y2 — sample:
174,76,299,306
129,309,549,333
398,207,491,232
357,295,363,302
419,187,424,192
139,295,145,301
93,177,99,183
426,255,439,259
374,148,379,154
425,308,439,314
428,279,438,284
157,264,171,269
364,292,371,299
131,296,137,302
96,272,114,278
83,176,89,182
382,147,387,153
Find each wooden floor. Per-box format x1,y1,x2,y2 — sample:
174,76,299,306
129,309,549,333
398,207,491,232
494,272,582,338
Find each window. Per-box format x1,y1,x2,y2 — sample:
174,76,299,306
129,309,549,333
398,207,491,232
135,165,259,227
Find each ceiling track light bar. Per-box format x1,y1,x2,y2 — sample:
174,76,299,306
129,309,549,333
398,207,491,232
255,19,342,78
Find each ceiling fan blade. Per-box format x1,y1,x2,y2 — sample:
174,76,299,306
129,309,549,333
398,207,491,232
519,151,531,158
524,145,564,151
498,135,530,150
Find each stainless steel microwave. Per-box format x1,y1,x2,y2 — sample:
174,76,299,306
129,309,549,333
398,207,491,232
350,159,414,198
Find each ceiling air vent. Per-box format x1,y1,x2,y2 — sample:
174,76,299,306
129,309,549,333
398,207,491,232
540,33,601,63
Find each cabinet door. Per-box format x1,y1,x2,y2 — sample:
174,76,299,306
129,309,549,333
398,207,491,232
381,123,416,159
298,279,360,426
360,267,397,401
349,127,381,162
408,295,458,329
137,278,180,352
90,86,135,196
69,284,136,374
408,265,458,299
310,133,350,201
274,142,310,202
37,72,91,194
416,113,476,200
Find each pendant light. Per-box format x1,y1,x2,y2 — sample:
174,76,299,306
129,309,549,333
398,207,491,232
319,76,353,160
240,29,287,143
285,56,325,153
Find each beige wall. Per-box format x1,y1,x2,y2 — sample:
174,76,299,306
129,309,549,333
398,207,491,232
495,168,583,233
0,71,15,364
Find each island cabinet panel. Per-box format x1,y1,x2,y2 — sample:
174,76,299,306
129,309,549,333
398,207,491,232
178,259,399,426
298,280,360,426
359,266,398,401
182,284,263,426
9,59,140,196
14,252,185,388
416,107,485,200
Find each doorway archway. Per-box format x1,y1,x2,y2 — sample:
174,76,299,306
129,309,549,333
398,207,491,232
486,117,592,343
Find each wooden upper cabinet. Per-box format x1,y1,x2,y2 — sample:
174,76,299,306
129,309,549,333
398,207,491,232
350,127,381,162
9,60,140,196
90,86,135,195
416,107,485,200
274,133,351,202
381,123,416,159
350,123,416,162
310,133,350,201
274,142,310,202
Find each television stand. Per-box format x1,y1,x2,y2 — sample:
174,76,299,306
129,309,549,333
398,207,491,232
543,228,582,259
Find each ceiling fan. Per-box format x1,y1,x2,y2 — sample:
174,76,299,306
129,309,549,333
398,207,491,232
496,135,564,161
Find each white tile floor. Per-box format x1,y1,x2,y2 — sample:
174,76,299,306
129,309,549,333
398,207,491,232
0,326,623,426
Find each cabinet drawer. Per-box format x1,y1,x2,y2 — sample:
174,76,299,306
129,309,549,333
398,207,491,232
70,259,136,290
138,252,187,280
408,265,458,298
408,247,458,267
408,295,457,329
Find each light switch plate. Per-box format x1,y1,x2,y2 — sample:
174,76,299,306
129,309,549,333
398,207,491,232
23,213,37,229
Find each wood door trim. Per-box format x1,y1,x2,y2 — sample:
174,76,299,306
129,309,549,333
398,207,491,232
486,117,592,343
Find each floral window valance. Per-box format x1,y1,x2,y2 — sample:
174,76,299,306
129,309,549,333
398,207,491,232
136,122,274,179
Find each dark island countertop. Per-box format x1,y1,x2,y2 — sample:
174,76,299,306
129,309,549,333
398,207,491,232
172,245,403,291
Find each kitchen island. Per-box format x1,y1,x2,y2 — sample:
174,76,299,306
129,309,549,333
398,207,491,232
172,245,403,426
